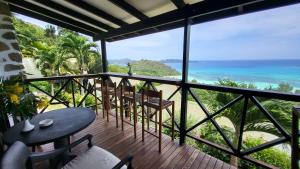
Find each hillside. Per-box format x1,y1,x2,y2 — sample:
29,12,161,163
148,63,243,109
109,60,179,76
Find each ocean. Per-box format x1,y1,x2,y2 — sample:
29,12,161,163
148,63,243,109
164,60,300,91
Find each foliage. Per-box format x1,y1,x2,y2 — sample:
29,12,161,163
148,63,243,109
60,32,100,74
60,92,95,107
13,17,102,76
0,80,48,120
197,123,291,169
131,60,179,76
265,82,294,93
29,81,52,93
108,64,128,73
108,60,179,77
241,138,291,169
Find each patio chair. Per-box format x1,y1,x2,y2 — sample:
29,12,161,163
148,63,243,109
120,85,139,138
1,134,133,169
102,80,119,127
141,89,175,152
93,78,103,116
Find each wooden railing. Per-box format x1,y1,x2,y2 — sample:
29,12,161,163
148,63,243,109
23,73,300,169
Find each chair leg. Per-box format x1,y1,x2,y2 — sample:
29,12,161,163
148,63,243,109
115,93,118,128
172,102,175,140
159,109,162,152
94,79,98,116
142,104,145,142
127,101,130,122
133,101,137,138
147,107,150,130
155,110,157,132
102,94,105,118
120,98,124,130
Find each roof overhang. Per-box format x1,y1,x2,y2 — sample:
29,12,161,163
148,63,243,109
5,0,300,42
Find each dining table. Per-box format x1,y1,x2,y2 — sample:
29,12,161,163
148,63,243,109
3,107,96,165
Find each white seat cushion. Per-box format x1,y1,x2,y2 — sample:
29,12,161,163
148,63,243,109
62,146,126,169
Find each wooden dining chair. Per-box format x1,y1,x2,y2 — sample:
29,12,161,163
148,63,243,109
120,85,139,138
141,89,175,152
102,80,119,128
93,78,103,116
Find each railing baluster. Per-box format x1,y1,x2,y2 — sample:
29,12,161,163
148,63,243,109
71,79,76,107
237,96,248,153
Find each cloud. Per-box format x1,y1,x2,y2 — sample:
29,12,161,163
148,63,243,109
107,4,300,60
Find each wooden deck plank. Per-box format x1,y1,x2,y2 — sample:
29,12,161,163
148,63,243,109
190,152,206,169
205,156,217,169
214,160,225,169
182,149,200,169
198,154,212,169
37,114,233,169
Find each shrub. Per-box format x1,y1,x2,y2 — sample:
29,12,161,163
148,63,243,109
29,81,51,93
241,138,291,169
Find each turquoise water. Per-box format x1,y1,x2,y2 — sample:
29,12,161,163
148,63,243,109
164,60,300,90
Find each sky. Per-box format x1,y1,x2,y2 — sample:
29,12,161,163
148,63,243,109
15,4,300,61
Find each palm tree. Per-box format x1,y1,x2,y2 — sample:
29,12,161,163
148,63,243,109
60,33,100,75
34,42,73,94
197,79,293,167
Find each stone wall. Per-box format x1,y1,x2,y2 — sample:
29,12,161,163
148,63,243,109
0,1,24,80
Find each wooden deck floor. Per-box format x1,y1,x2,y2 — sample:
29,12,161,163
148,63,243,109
38,115,235,169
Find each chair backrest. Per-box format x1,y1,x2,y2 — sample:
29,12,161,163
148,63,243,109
142,89,162,100
121,85,135,96
1,141,29,169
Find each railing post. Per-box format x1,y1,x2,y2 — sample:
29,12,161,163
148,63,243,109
101,39,108,73
292,106,299,169
179,18,191,145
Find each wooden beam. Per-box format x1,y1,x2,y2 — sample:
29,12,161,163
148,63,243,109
171,0,186,9
33,0,114,31
9,5,95,36
95,0,300,41
109,0,148,21
65,0,128,26
6,0,101,34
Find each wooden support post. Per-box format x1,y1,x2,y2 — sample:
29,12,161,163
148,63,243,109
179,18,191,145
292,106,299,169
101,40,108,72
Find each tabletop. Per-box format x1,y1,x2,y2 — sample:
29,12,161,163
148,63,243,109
4,107,96,146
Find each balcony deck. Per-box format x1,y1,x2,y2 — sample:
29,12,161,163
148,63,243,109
36,113,235,169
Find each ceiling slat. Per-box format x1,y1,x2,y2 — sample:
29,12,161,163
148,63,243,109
6,0,101,34
95,0,300,41
171,0,186,8
65,0,128,26
109,0,148,21
33,0,114,31
9,5,95,36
